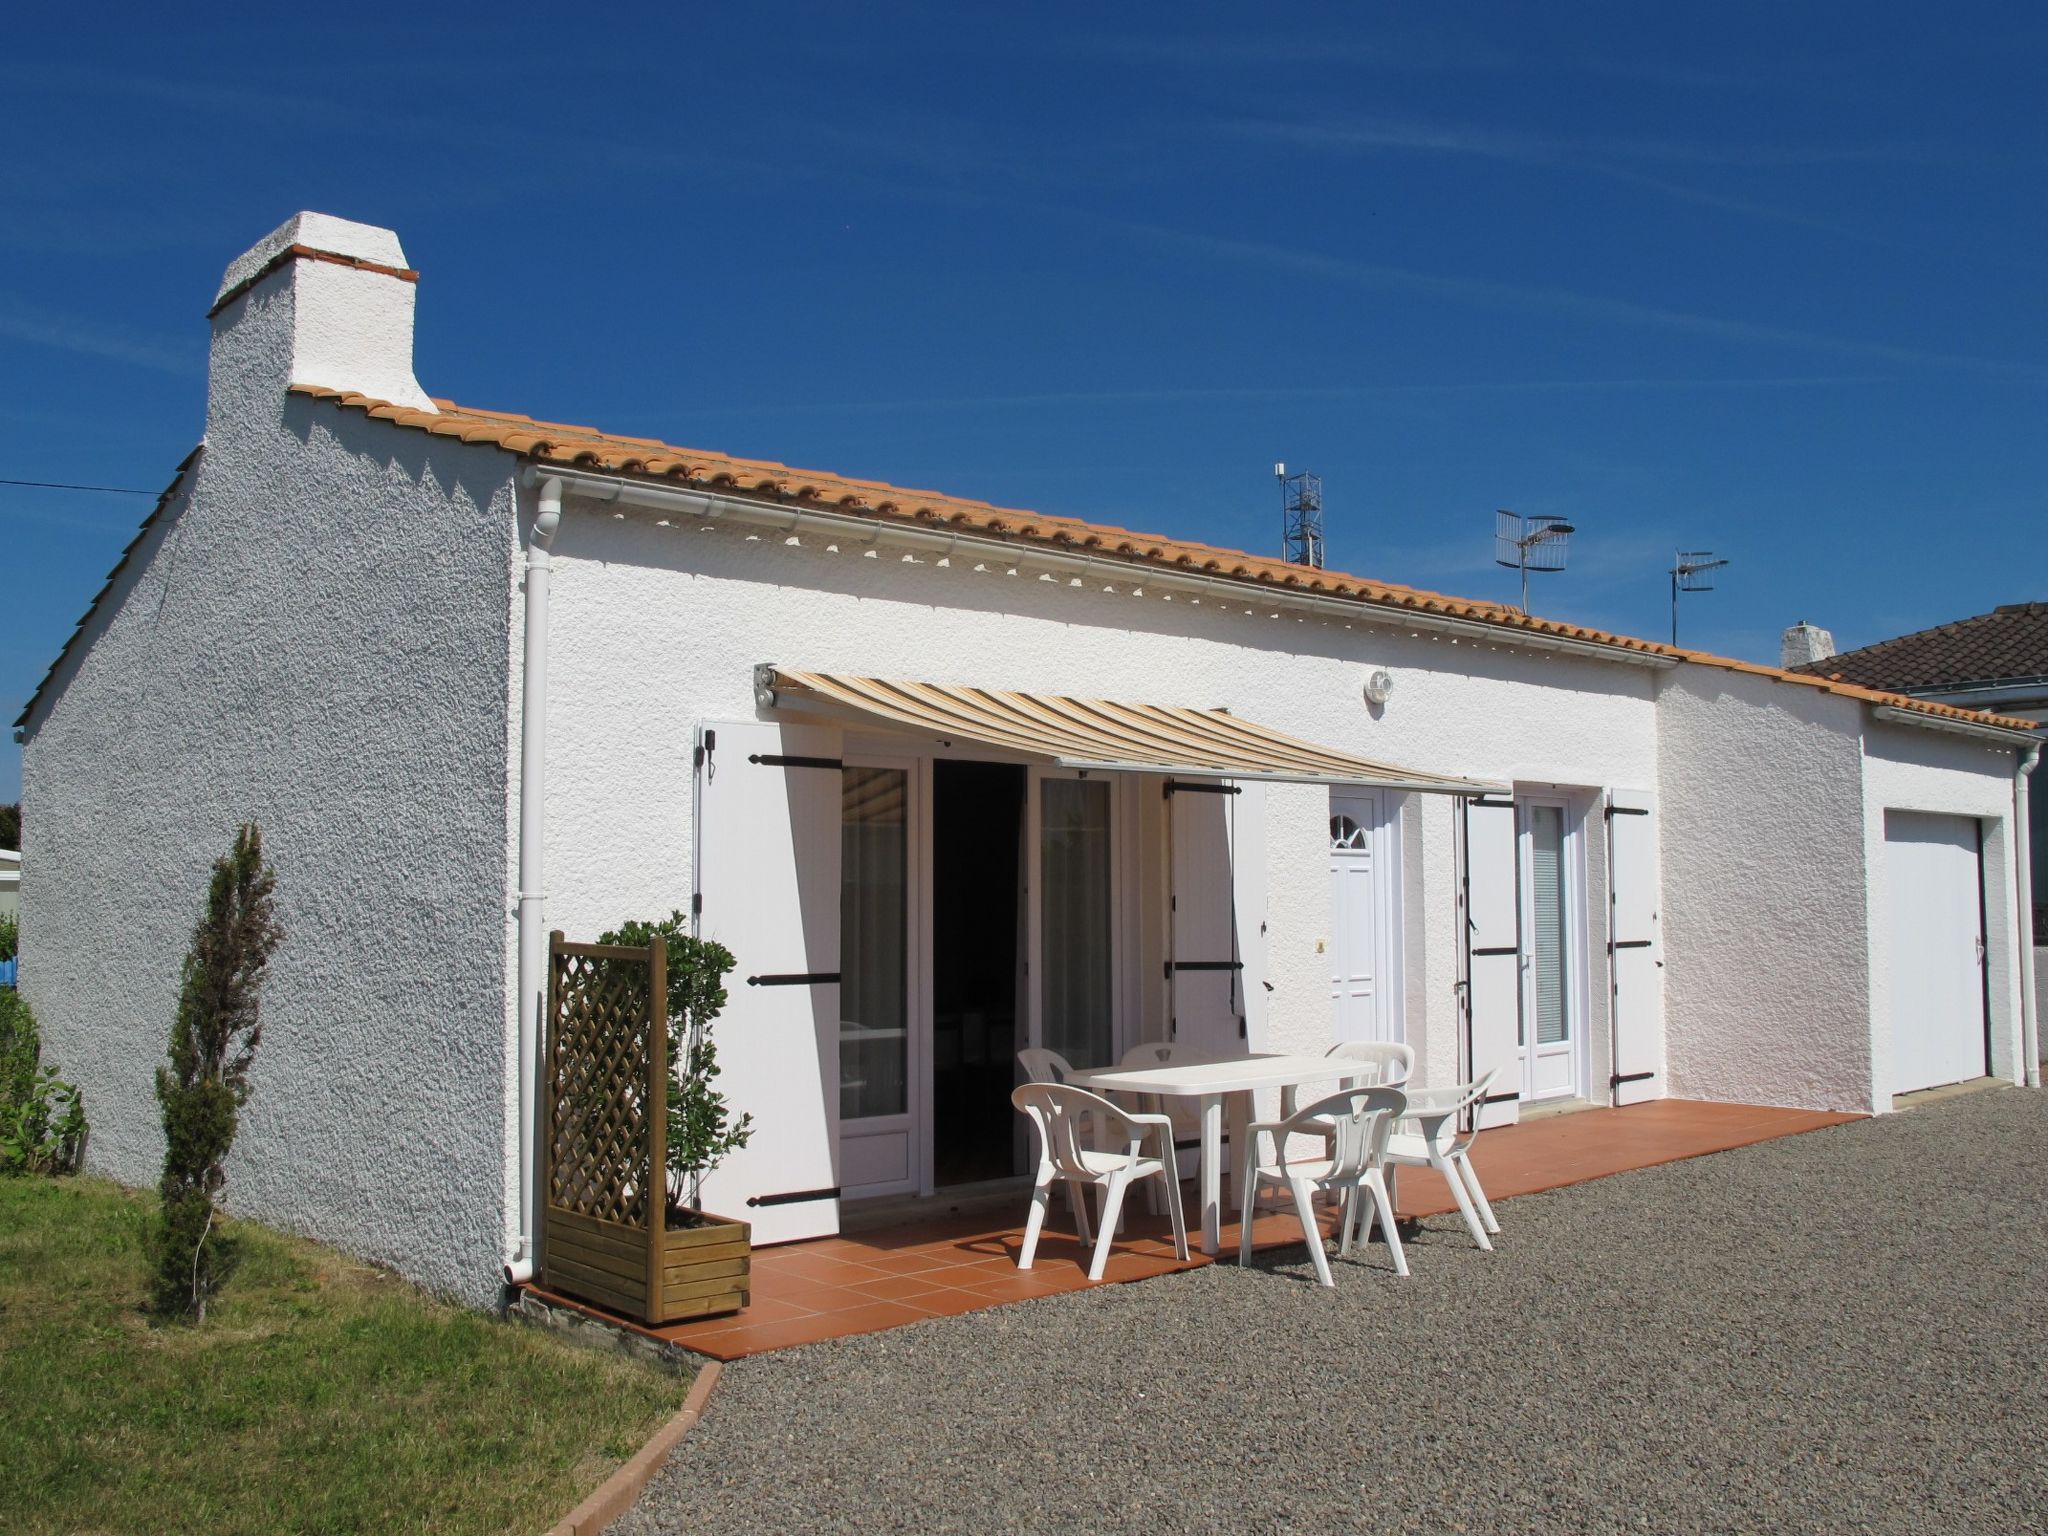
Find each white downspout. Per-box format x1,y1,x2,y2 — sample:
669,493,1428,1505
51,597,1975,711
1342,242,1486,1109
2018,742,2040,1088
506,476,563,1284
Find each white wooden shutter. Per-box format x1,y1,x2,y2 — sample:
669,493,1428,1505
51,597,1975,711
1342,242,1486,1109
1606,788,1665,1107
1232,782,1269,1050
692,720,843,1243
1462,795,1522,1128
1167,779,1262,1053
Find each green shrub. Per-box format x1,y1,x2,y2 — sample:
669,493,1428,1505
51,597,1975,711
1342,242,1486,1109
596,912,749,1213
0,913,17,962
150,824,282,1323
0,989,87,1176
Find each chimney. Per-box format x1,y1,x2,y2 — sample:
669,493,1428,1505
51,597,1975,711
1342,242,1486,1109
206,213,434,432
1780,620,1836,670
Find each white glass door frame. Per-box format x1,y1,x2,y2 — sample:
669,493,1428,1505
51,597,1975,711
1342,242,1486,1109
1515,793,1589,1103
837,750,930,1200
1024,766,1137,1071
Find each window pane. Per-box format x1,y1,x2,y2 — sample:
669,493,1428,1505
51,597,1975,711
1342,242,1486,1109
841,767,908,1120
1041,777,1113,1070
1530,804,1569,1046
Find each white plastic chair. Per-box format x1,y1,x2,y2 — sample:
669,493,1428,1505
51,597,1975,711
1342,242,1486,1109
1012,1082,1189,1281
1238,1086,1408,1286
1017,1047,1077,1084
1383,1072,1501,1252
1281,1040,1415,1118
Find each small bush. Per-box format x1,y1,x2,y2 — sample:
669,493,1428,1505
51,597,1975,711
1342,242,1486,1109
596,912,748,1212
150,824,282,1323
0,989,87,1176
0,912,17,962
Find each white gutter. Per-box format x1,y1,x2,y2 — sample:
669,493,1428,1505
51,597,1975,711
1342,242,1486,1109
2018,743,2040,1088
1869,703,2042,745
520,464,1679,672
506,475,563,1285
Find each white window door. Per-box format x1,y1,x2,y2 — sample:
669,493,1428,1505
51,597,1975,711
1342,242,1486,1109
1519,797,1584,1104
837,756,922,1200
1884,811,1989,1097
692,720,844,1243
1330,791,1400,1044
1166,778,1267,1054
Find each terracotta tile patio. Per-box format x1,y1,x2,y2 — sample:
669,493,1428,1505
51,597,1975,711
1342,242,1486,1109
523,1098,1859,1361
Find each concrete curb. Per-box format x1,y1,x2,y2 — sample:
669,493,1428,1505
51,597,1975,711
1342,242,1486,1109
544,1359,722,1536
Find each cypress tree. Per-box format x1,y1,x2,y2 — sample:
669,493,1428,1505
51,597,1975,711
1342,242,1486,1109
149,824,282,1322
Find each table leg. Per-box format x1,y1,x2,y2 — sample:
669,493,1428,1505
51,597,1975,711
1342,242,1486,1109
1199,1094,1223,1255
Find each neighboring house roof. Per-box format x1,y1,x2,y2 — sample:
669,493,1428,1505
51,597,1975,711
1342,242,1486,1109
1789,602,2048,693
14,395,2034,740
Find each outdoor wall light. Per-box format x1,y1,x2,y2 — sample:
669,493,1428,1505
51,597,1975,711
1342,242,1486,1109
1363,669,1394,707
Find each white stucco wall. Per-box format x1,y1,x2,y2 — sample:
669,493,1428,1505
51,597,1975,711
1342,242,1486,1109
1859,719,2023,1096
1656,667,1875,1112
534,496,1662,1101
19,261,519,1305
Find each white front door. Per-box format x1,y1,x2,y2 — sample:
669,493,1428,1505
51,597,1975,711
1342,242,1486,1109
1884,811,1988,1097
1518,797,1583,1104
1329,791,1399,1044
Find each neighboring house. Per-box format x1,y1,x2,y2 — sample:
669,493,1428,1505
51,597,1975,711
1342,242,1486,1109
13,214,2039,1307
0,846,18,921
1789,605,2048,942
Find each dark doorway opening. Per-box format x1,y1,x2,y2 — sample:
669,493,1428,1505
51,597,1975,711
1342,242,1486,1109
931,760,1025,1187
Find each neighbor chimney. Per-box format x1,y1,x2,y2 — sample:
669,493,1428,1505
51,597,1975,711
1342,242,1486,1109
1780,620,1836,670
205,212,434,431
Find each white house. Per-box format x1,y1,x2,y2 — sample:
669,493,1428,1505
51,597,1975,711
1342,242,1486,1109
14,214,2039,1306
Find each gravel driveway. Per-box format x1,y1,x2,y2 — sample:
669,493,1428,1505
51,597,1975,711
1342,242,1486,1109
615,1087,2048,1535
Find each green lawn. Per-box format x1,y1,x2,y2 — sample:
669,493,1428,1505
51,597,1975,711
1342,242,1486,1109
0,1175,688,1535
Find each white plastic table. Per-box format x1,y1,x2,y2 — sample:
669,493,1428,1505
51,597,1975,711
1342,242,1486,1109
1067,1053,1373,1255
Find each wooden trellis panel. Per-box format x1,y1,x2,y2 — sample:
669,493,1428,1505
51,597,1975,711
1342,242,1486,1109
539,931,669,1322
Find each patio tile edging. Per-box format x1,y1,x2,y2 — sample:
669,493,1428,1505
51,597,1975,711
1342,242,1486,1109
543,1359,722,1536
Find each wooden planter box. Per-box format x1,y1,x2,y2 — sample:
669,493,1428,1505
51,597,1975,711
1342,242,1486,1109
542,1206,751,1326
537,933,751,1327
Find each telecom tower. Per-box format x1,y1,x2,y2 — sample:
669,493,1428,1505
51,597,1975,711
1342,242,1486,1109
1276,463,1324,569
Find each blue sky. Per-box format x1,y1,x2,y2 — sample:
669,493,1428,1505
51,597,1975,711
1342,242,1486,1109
5,4,2046,801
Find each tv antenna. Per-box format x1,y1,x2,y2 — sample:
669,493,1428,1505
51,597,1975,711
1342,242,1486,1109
1494,510,1575,614
1276,462,1324,569
1668,550,1729,647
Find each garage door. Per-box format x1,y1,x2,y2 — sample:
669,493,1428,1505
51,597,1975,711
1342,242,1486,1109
1883,811,1988,1098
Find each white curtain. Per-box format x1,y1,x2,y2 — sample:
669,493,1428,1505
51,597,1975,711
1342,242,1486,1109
1041,777,1113,1069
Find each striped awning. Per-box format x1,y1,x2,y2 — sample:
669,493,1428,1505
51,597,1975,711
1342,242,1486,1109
757,668,1505,795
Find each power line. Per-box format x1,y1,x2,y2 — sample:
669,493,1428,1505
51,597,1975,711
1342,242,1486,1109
0,476,154,496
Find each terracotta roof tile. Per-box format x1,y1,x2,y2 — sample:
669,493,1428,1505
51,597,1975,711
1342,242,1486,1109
263,383,2038,740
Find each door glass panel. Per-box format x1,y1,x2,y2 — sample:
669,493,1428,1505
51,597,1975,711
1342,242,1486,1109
840,766,907,1120
1529,804,1568,1046
1041,777,1114,1070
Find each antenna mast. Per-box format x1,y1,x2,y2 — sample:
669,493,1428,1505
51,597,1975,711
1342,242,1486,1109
1276,463,1324,569
1493,509,1576,614
1669,550,1729,647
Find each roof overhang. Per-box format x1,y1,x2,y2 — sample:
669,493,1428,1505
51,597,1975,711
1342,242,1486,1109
1869,704,2043,746
756,666,1507,795
521,464,1679,672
